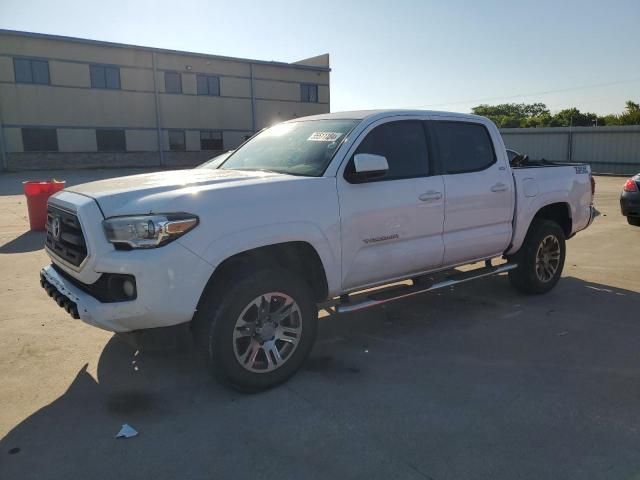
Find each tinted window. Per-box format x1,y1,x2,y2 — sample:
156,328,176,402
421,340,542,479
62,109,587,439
352,120,429,180
200,131,223,150
301,84,318,103
90,65,120,89
22,128,58,151
169,130,186,151
196,75,220,96
165,72,182,93
431,121,495,174
96,129,126,151
14,58,50,84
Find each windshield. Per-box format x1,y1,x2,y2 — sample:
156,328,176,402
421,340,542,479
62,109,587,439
197,151,233,169
220,119,360,176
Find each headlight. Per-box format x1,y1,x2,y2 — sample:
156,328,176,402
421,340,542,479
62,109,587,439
103,213,199,249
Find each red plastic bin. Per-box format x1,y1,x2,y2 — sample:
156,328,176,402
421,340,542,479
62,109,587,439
23,180,66,231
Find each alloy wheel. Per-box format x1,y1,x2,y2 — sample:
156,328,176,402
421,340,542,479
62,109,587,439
535,234,561,282
232,292,302,373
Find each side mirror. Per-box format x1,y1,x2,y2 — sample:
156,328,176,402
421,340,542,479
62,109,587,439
348,153,389,182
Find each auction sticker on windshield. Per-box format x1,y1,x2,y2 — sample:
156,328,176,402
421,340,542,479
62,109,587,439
307,132,342,142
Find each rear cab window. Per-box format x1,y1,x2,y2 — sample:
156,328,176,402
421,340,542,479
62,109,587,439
430,121,496,174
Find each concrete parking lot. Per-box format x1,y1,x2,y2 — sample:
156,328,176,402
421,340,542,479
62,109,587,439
0,171,639,480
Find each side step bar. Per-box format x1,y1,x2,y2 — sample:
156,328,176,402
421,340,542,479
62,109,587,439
335,263,518,314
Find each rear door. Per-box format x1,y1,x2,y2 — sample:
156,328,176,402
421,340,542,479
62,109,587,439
337,118,445,291
429,119,514,265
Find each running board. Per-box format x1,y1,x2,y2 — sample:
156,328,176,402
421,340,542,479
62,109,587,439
335,263,518,314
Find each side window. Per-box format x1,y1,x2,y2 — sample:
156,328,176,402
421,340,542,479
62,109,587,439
350,120,429,180
431,121,495,174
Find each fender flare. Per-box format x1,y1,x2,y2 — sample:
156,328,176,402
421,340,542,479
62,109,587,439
199,221,340,296
507,196,572,255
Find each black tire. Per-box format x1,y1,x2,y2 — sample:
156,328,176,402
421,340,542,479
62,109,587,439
194,266,318,392
627,217,640,226
508,219,566,295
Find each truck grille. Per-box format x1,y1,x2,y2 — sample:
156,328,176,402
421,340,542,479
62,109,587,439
45,206,88,267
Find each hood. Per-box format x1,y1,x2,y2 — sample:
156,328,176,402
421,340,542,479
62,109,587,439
65,168,283,216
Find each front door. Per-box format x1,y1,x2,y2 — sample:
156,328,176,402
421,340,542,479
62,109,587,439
337,118,445,291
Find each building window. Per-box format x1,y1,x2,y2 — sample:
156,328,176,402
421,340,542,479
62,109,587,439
22,128,58,152
164,72,182,94
196,75,220,96
168,130,186,151
200,131,223,150
96,129,126,152
301,84,318,103
90,65,121,89
14,58,50,85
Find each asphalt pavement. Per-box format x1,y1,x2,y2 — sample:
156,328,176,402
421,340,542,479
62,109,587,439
1,171,639,480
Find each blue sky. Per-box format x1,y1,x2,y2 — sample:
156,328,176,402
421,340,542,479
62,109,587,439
1,0,639,115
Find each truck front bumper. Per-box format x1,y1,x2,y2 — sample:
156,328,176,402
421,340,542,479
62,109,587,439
40,265,151,332
40,240,214,333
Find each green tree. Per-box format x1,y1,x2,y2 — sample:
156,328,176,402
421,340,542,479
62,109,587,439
521,103,550,117
594,101,640,126
472,100,640,127
471,103,550,128
625,100,640,112
601,114,620,126
549,108,599,127
617,101,640,125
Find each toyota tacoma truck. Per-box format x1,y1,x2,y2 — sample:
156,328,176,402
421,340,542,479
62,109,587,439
40,110,596,391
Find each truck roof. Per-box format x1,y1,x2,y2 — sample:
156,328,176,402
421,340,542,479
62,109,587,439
294,109,488,123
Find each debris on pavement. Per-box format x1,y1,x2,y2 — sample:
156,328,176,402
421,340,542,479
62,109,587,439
116,424,139,439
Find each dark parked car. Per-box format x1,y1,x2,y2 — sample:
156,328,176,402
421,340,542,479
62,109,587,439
621,174,640,226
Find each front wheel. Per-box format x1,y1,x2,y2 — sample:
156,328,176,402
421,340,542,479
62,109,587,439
627,216,640,226
195,267,318,392
508,219,566,294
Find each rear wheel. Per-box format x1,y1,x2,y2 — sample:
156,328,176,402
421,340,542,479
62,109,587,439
194,267,318,392
509,219,566,294
627,217,640,226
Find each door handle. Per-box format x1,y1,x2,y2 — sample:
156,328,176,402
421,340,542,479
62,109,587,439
419,191,443,202
491,183,508,192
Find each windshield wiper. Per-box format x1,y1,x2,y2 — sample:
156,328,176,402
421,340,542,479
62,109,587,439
231,168,292,175
224,167,314,177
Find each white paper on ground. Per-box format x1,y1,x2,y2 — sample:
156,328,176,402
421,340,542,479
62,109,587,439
116,424,139,439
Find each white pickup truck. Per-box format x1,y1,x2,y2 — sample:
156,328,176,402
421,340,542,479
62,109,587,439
40,110,596,391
